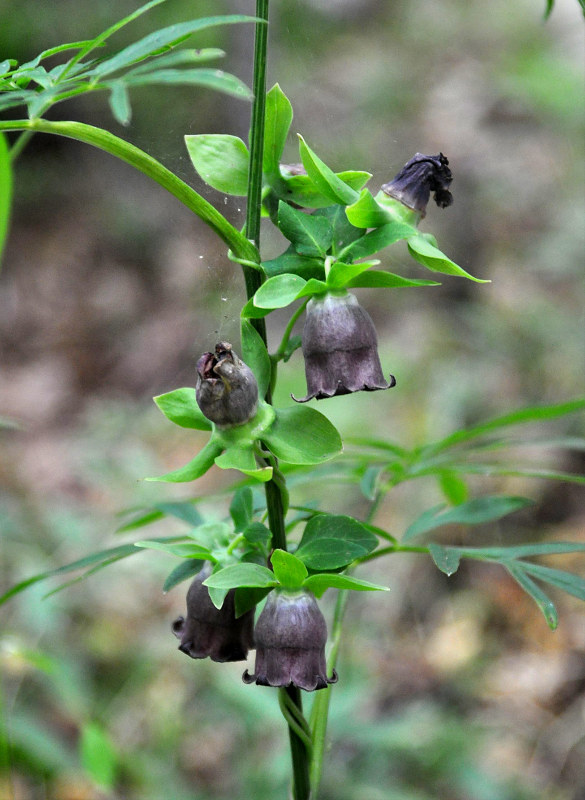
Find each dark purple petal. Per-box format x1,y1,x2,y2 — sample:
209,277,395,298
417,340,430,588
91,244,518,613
381,153,453,217
196,342,258,426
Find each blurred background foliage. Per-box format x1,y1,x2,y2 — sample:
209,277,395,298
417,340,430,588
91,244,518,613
0,0,584,798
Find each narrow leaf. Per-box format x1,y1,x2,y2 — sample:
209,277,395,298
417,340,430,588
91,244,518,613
346,270,439,289
163,559,205,592
108,82,131,125
263,83,293,175
505,563,558,630
134,541,211,558
407,234,489,282
80,722,117,789
303,573,389,597
0,132,12,268
298,135,359,205
145,438,223,482
338,221,416,261
519,561,585,601
240,318,271,398
230,487,254,532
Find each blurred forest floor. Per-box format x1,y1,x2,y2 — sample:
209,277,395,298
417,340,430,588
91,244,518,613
0,1,584,799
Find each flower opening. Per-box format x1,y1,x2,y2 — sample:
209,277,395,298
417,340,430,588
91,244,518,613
381,153,453,217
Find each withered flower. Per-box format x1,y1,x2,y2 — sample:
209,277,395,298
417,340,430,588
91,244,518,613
381,153,453,217
292,291,395,403
196,342,258,427
243,589,338,691
172,562,255,663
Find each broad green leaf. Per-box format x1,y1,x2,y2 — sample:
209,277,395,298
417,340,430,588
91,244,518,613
326,260,375,289
505,563,558,630
294,277,329,298
278,171,369,209
215,444,273,482
230,487,254,532
346,270,440,289
263,83,293,175
163,559,204,592
262,406,342,465
0,537,183,606
299,514,378,553
235,586,271,617
134,541,211,558
428,543,461,576
80,722,117,789
303,573,389,597
108,82,131,125
519,562,585,601
243,521,271,546
338,221,416,262
253,273,308,311
424,398,585,455
203,563,277,590
154,387,212,430
92,15,260,78
407,234,488,283
298,135,360,205
0,132,12,268
271,549,308,588
345,189,397,228
277,201,333,257
314,205,364,254
185,521,230,548
240,318,271,397
145,438,223,482
402,495,534,542
295,538,367,570
262,249,325,280
185,134,249,195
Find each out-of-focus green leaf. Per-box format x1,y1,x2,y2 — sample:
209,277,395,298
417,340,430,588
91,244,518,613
519,561,585,601
427,543,461,576
505,563,558,630
163,559,205,592
134,541,210,558
118,47,224,75
80,722,117,789
263,83,293,175
118,68,254,99
185,134,249,195
203,563,277,590
262,406,342,465
437,471,469,504
153,387,212,430
271,549,308,588
243,521,271,546
108,81,131,125
0,132,12,268
230,487,254,532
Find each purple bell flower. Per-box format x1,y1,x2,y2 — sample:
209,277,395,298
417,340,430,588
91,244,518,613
172,562,255,663
381,153,453,217
196,342,258,427
292,291,395,403
243,589,338,691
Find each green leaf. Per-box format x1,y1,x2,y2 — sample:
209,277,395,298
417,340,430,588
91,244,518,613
145,438,223,482
163,559,205,592
346,270,440,289
92,15,260,78
134,541,211,558
299,514,379,553
338,221,416,261
262,249,325,280
519,562,585,601
314,205,364,254
203,563,277,590
235,586,271,617
451,542,585,561
154,387,212,430
230,487,254,532
185,134,249,195
505,563,558,630
240,318,271,397
345,189,397,228
156,501,203,527
360,465,386,501
0,132,12,268
277,201,333,257
215,445,273,482
295,538,367,570
402,495,534,542
298,135,360,205
108,82,132,125
120,48,225,75
428,543,461,576
80,722,117,789
121,68,252,100
185,521,230,548
253,273,308,309
263,83,293,175
243,521,271,546
277,171,369,209
271,549,308,588
303,572,389,597
407,234,489,283
437,471,469,505
261,406,342,465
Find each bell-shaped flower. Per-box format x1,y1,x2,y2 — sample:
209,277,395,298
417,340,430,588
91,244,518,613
243,589,338,691
292,291,395,403
172,562,255,663
381,153,453,217
196,342,258,427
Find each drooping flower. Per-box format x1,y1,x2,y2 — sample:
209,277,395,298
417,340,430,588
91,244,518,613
381,153,453,217
243,589,338,691
292,291,395,403
172,562,255,663
196,342,258,427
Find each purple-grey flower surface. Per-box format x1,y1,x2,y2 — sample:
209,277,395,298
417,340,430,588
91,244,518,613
293,291,395,403
243,589,338,691
195,342,258,427
381,153,453,217
172,562,255,663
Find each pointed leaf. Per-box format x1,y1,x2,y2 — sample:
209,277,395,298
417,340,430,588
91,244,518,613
214,444,272,482
134,541,211,558
154,387,212,430
263,84,293,175
519,561,585,601
240,318,271,397
277,201,333,257
339,221,416,261
235,586,271,617
230,487,254,532
253,273,308,309
295,538,367,570
505,562,558,630
271,549,308,588
203,563,278,590
407,234,488,283
163,559,205,592
262,249,325,280
345,189,397,228
346,270,439,289
108,82,132,125
428,543,461,576
278,171,369,209
261,406,342,465
298,135,359,205
145,438,223,482
185,133,249,195
303,573,389,597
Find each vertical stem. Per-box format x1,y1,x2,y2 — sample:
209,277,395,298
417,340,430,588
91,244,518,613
244,3,312,798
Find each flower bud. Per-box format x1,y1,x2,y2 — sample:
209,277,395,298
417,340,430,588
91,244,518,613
243,589,338,691
292,291,395,403
172,562,255,663
381,153,453,217
196,342,258,427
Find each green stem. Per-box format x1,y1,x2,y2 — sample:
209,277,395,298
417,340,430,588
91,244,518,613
0,119,259,266
274,298,309,362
